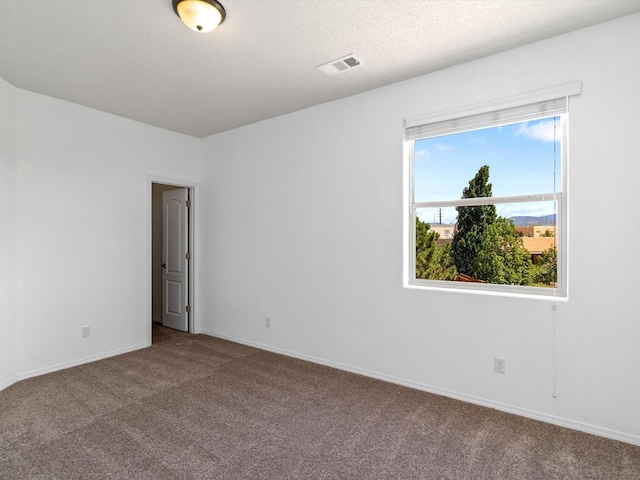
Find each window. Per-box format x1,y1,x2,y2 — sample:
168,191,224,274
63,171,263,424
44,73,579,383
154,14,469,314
404,83,581,297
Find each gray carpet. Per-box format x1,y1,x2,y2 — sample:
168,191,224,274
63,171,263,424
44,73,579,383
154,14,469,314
1,325,639,479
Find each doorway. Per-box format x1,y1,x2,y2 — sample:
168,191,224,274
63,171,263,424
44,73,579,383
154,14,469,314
151,182,193,338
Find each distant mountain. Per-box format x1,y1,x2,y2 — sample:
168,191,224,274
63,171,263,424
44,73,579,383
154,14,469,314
509,214,556,227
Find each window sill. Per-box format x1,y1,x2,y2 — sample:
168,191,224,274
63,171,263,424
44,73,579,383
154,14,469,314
404,280,568,301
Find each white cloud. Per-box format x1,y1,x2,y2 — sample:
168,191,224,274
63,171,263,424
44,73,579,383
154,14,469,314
415,148,429,159
515,119,557,142
435,143,453,153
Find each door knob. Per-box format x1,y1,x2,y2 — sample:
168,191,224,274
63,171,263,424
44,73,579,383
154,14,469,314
161,263,167,269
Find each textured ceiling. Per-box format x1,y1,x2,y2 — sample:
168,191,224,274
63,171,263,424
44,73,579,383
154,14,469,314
1,0,639,138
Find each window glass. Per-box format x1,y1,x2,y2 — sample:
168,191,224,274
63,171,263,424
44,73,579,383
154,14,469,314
414,117,561,203
408,115,565,295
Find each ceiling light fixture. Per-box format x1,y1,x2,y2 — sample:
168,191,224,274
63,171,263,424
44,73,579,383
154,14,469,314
172,0,226,33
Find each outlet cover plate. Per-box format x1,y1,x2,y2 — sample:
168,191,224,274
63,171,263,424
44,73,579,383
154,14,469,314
494,357,506,374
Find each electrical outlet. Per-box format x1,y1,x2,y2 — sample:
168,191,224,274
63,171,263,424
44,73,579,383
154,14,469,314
494,357,506,374
81,326,90,338
265,317,271,328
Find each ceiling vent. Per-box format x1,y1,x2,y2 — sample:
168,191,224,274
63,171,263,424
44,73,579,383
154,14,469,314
316,54,364,77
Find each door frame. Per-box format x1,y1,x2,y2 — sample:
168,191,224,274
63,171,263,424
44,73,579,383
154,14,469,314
146,175,200,344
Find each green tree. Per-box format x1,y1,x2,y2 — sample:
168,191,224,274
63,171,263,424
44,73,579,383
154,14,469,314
451,165,496,277
416,218,456,280
473,217,533,285
532,247,557,285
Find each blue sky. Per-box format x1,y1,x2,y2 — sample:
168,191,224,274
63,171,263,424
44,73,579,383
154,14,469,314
414,116,561,224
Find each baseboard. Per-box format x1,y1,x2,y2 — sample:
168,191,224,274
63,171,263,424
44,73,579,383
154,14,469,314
9,342,149,388
202,329,640,447
0,375,19,392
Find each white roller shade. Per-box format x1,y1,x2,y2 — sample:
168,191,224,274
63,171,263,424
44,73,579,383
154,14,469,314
405,82,581,141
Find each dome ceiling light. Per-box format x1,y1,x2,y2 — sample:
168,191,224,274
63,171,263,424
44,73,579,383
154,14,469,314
172,0,226,33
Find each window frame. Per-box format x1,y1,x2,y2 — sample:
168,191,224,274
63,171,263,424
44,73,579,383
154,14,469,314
403,83,581,298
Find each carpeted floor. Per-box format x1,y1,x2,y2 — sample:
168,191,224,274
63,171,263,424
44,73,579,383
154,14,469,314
1,325,639,479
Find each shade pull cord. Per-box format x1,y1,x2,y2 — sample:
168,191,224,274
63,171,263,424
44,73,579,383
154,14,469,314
552,301,558,398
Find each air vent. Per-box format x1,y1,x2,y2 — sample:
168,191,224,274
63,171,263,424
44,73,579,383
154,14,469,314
316,54,364,77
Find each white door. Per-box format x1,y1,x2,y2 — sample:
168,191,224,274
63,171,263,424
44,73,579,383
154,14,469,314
162,187,189,332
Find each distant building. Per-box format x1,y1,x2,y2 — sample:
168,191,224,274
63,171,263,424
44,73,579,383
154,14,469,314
521,237,557,264
515,225,557,263
516,225,556,238
429,223,555,263
428,223,456,240
455,273,486,283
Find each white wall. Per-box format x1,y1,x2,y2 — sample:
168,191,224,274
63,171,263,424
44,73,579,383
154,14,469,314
0,77,18,389
13,89,201,378
200,14,640,444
